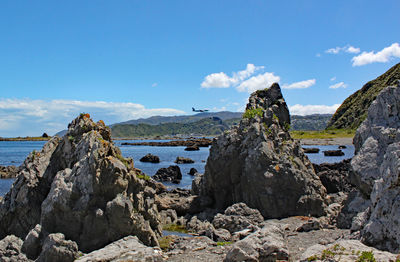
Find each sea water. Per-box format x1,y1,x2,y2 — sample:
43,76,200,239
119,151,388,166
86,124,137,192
0,140,355,196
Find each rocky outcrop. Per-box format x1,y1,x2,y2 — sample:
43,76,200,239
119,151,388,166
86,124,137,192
77,236,163,262
0,114,162,254
153,165,182,183
351,83,400,252
139,153,160,163
323,150,344,156
199,83,327,218
313,159,354,194
174,157,194,164
302,147,319,153
188,168,198,176
0,165,19,179
327,62,400,129
225,221,289,262
184,145,199,151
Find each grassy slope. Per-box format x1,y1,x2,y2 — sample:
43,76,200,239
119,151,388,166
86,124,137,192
327,63,400,130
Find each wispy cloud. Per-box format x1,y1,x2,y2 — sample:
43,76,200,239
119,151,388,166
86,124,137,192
152,82,158,87
0,99,184,137
289,104,340,116
325,45,360,55
352,43,400,66
329,82,348,89
282,79,316,89
201,64,264,88
330,76,336,81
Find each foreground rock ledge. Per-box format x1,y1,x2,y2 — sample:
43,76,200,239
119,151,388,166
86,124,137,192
0,114,162,256
198,83,327,218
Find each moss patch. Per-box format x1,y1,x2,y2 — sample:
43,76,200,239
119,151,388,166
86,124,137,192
162,224,189,233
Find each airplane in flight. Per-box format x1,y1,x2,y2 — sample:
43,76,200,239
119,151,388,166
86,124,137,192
192,107,209,113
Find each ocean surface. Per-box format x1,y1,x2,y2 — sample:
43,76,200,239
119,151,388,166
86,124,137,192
0,140,355,196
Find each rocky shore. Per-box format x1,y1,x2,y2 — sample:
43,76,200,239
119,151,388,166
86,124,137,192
0,165,19,179
0,81,399,261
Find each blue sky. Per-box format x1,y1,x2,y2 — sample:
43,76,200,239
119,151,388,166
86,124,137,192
0,0,399,136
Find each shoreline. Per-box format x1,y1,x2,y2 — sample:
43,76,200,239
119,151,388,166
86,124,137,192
299,137,353,146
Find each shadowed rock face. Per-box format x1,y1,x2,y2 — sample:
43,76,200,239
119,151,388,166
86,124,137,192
0,114,162,253
199,83,327,218
352,82,400,252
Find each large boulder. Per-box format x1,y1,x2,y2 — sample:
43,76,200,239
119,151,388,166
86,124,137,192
224,221,289,262
351,83,400,252
0,114,162,253
139,153,160,163
153,165,182,184
199,83,326,218
0,235,30,262
76,236,163,262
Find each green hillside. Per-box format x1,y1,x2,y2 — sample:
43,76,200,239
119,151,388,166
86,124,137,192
327,63,400,130
111,117,240,138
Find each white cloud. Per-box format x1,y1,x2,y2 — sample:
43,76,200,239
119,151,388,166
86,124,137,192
352,43,400,66
289,104,341,116
329,82,348,89
330,76,336,81
326,45,360,55
316,53,321,57
201,64,264,88
282,79,316,89
236,72,280,93
152,83,158,87
0,99,185,137
346,46,360,54
201,72,233,88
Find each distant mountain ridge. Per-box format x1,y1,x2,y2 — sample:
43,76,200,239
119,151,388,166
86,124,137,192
327,63,400,130
114,111,243,126
110,112,332,138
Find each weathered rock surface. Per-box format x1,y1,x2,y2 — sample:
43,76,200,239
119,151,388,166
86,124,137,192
212,203,264,234
77,236,163,262
302,147,320,153
323,150,344,156
155,188,201,216
188,167,198,176
0,114,162,253
199,83,327,218
185,145,199,151
350,83,400,252
153,165,182,183
36,233,79,262
352,82,400,195
313,159,354,194
300,240,398,262
0,235,30,262
0,165,19,179
225,221,289,262
139,153,160,163
337,191,370,229
174,157,194,164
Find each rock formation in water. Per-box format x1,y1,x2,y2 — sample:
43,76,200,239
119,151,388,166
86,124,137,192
350,82,400,252
0,165,19,179
199,83,327,218
0,114,162,257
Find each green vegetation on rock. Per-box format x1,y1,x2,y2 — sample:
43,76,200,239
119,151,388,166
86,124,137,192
162,223,189,233
243,108,263,119
327,63,400,130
